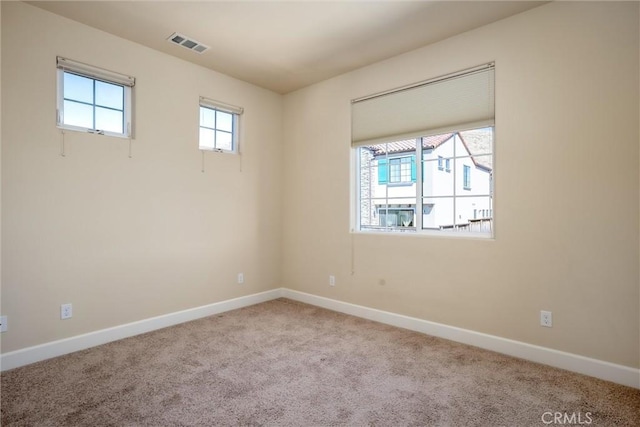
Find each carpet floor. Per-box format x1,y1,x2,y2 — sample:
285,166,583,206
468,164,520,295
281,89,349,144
1,298,639,426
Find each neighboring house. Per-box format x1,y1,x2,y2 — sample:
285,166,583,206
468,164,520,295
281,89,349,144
359,130,493,232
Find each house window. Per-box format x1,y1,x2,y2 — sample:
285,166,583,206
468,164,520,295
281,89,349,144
352,63,494,237
390,157,412,183
199,97,243,153
463,165,471,189
378,206,415,228
56,57,134,138
377,154,416,184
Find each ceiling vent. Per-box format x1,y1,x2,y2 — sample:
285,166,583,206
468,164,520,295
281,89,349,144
167,32,209,54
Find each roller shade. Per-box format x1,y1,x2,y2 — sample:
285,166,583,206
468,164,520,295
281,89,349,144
56,56,135,87
352,64,494,147
199,96,244,115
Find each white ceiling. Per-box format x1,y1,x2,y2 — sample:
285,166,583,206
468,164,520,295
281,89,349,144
28,1,545,94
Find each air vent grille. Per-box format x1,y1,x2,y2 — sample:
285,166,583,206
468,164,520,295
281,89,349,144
167,32,209,54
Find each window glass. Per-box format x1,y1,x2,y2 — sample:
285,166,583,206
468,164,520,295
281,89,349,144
95,107,123,134
216,111,233,132
199,105,238,153
58,68,131,138
357,128,493,236
95,81,124,110
63,100,93,129
64,73,93,104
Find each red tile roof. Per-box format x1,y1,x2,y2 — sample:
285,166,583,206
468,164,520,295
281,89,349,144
368,133,454,155
367,130,492,171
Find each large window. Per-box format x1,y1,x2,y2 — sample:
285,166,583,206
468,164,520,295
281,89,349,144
56,57,134,138
352,64,494,237
199,97,243,153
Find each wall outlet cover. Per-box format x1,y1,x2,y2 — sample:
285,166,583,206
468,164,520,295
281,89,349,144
61,303,73,320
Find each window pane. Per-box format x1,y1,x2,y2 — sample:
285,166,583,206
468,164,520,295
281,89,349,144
64,72,93,104
455,158,492,193
400,157,412,182
458,196,493,234
200,107,216,128
423,159,454,197
96,107,123,134
95,81,123,110
63,100,93,129
199,128,215,149
469,154,493,174
389,159,401,183
422,133,456,160
422,197,454,230
216,111,233,132
459,127,493,156
216,130,233,151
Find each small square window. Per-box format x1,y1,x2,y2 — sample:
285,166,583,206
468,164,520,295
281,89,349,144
199,107,240,153
56,57,134,138
199,97,243,153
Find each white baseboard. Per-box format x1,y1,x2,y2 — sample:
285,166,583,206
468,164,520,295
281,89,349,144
281,289,640,389
0,289,282,372
3,287,638,389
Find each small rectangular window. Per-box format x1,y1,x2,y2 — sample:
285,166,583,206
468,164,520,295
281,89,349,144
56,57,134,138
199,97,243,153
463,165,471,189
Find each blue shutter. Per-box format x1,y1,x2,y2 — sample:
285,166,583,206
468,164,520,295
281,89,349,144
378,159,388,184
411,155,416,182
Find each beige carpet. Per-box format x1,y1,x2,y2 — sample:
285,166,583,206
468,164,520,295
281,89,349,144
1,298,639,426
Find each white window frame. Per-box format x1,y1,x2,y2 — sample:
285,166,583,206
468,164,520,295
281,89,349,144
199,97,243,154
354,130,493,238
351,63,494,239
56,57,134,138
463,164,471,190
389,156,412,184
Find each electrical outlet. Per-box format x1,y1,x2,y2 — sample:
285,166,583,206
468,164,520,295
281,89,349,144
0,315,7,332
237,273,244,284
61,303,73,320
540,310,552,327
329,275,336,286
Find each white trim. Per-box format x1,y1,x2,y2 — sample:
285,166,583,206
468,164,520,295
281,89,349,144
2,288,638,389
56,66,133,139
280,289,640,389
56,56,135,87
0,289,281,372
199,96,244,115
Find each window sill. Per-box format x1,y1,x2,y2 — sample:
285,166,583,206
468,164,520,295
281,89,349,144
352,228,493,240
57,124,131,140
199,147,237,155
387,182,414,187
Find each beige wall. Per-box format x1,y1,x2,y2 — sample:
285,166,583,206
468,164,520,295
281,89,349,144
282,1,640,368
2,1,639,371
1,2,283,352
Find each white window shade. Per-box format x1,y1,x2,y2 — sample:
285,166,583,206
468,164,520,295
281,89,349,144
351,64,494,147
199,97,244,115
56,57,135,87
